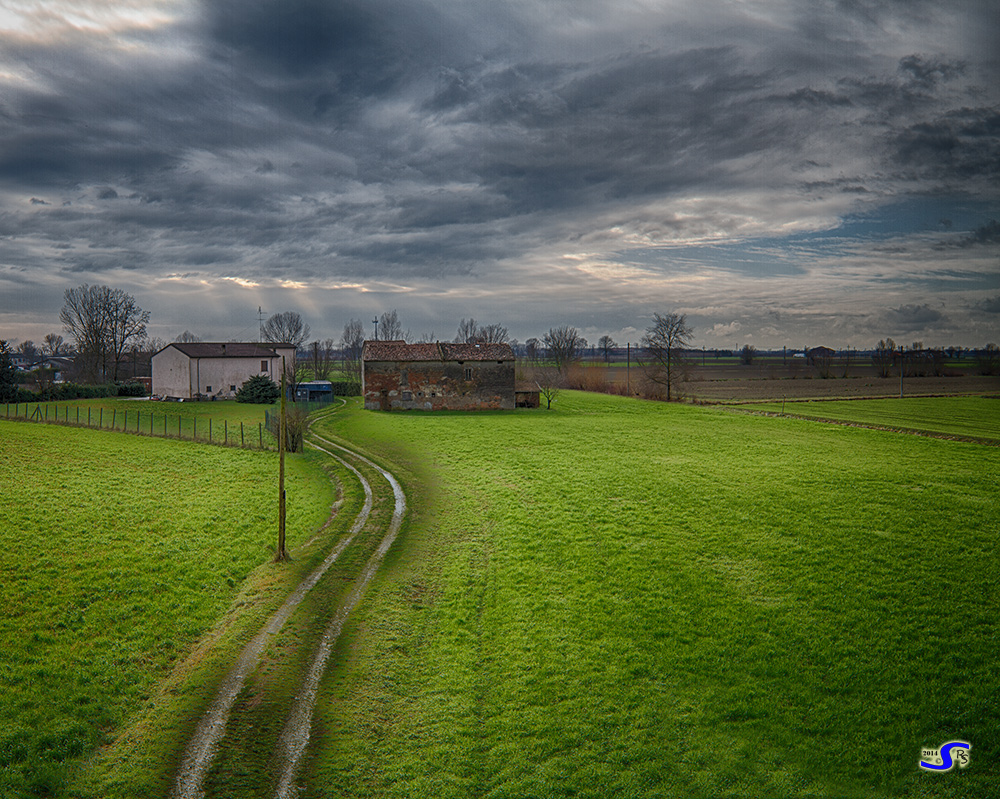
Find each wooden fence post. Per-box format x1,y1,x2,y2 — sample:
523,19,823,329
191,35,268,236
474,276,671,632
225,420,228,446
99,408,103,428
240,421,244,448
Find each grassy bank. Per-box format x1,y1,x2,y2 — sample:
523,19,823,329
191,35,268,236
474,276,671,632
306,392,998,798
751,396,1000,441
0,421,334,798
3,398,277,447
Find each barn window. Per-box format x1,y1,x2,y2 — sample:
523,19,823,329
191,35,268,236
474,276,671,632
230,385,236,392
261,360,268,371
205,385,212,393
464,367,472,380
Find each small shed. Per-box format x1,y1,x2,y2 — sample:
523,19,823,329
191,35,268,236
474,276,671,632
515,382,540,408
293,380,334,403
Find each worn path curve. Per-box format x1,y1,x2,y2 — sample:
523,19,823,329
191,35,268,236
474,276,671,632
172,400,402,798
274,429,407,797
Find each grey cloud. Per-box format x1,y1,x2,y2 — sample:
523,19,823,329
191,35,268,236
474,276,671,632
973,295,1000,314
883,303,947,331
1,0,997,346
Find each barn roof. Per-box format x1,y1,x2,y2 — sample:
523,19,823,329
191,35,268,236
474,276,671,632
363,340,515,362
165,342,293,358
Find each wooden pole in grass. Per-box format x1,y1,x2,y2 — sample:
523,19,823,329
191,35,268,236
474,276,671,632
276,357,288,561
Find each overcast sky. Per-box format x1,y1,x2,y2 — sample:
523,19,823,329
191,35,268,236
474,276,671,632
1,0,998,349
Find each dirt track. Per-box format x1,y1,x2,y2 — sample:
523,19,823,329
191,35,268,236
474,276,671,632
172,402,405,799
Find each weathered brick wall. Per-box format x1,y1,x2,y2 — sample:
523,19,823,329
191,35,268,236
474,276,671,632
363,359,515,410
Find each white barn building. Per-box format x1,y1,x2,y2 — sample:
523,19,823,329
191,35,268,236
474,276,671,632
151,342,296,400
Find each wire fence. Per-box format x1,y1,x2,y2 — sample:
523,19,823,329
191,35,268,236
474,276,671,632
3,402,277,451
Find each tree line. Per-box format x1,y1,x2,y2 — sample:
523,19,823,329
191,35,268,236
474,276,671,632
4,283,998,405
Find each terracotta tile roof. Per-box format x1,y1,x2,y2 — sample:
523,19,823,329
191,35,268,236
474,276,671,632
168,342,292,358
363,340,515,362
441,342,515,361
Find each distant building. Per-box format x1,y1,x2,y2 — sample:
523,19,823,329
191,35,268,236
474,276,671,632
362,340,515,411
294,380,335,403
806,346,836,362
152,342,296,400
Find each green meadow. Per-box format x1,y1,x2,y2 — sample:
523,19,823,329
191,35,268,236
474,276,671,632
753,396,1000,441
0,420,334,798
307,392,998,798
3,398,277,447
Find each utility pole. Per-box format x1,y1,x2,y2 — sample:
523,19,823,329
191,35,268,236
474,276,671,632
899,344,904,399
626,343,630,395
258,306,265,343
276,356,288,561
373,316,379,341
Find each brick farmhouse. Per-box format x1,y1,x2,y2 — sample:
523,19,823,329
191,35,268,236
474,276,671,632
151,342,296,400
362,340,516,411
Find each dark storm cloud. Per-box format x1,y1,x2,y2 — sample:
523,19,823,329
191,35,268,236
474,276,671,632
0,0,997,346
973,296,1000,314
883,303,947,331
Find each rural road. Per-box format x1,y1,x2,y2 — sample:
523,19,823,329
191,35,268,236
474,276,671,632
172,402,405,799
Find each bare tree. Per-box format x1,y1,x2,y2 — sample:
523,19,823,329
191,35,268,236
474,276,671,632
16,340,38,367
641,312,693,401
455,317,479,343
740,344,756,365
340,319,365,381
872,338,897,378
533,367,560,410
543,326,582,373
60,284,149,382
478,323,509,344
174,330,201,343
524,337,541,363
379,309,403,341
263,311,311,348
598,335,616,363
978,343,1000,376
42,333,66,357
310,339,336,380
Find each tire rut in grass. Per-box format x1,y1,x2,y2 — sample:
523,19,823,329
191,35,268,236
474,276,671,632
173,404,407,799
273,433,407,799
172,445,373,799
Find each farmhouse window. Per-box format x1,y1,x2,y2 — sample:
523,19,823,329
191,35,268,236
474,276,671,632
261,360,268,371
206,385,212,393
464,367,472,380
230,385,236,392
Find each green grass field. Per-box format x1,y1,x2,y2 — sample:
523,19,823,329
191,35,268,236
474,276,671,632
304,392,998,798
3,398,277,447
0,420,335,798
752,397,1000,441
